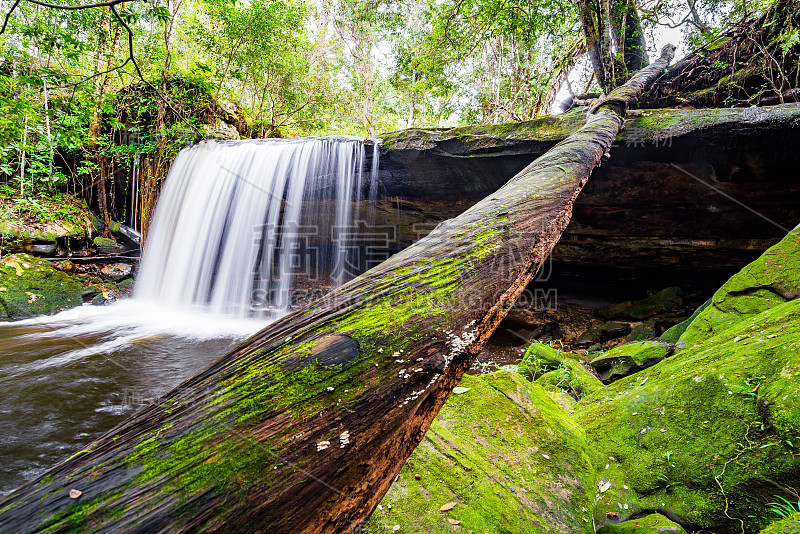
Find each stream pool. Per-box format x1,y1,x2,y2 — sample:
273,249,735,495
0,300,264,495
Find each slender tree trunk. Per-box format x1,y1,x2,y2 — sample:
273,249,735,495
0,46,676,534
578,0,645,92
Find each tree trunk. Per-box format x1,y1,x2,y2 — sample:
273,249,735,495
578,0,647,92
0,46,675,534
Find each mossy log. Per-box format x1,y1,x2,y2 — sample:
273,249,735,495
0,46,675,534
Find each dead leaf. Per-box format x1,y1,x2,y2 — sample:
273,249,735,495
448,519,461,525
440,502,458,512
452,387,470,394
69,489,82,499
599,481,612,493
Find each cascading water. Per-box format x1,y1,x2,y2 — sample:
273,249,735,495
135,136,380,318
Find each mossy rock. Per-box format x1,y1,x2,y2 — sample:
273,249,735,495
576,298,800,533
598,288,683,322
660,298,711,344
759,514,800,533
93,236,123,255
366,372,596,534
679,225,800,348
0,254,82,318
597,513,687,533
590,340,674,383
626,319,659,342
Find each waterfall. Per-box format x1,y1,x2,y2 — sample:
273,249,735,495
135,137,380,318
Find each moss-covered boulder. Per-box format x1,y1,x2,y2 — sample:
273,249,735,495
597,513,687,533
679,226,800,347
0,254,82,318
590,340,674,383
577,298,800,533
599,288,684,321
759,514,800,533
660,298,711,344
366,372,596,534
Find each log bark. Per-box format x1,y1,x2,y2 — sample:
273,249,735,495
0,46,675,534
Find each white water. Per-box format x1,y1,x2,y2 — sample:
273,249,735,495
135,137,380,318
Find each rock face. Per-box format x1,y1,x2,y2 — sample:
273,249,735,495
0,254,83,318
365,372,596,534
377,105,800,273
371,227,800,534
678,225,800,346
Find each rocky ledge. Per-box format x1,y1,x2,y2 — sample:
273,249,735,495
368,224,800,534
376,104,800,273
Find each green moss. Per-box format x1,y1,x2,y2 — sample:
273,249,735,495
680,225,800,347
759,513,800,533
597,513,687,533
0,253,82,318
577,298,800,533
590,340,673,382
367,372,596,534
661,298,711,343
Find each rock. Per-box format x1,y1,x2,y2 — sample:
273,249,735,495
577,297,800,533
626,319,660,341
590,340,674,383
660,299,711,343
0,254,82,318
759,514,800,533
366,372,596,533
679,225,800,347
599,288,684,321
578,322,633,347
116,278,135,295
91,286,119,306
597,513,687,533
93,236,124,255
29,243,56,256
600,321,633,338
521,342,604,399
100,263,133,281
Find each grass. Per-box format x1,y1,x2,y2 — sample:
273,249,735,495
768,496,800,519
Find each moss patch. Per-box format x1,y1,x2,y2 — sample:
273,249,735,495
367,372,596,534
0,253,82,318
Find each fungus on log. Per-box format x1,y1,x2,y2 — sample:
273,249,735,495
0,46,676,534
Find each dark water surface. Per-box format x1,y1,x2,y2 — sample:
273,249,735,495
0,301,263,495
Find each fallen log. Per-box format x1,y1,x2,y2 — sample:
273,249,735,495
0,45,675,534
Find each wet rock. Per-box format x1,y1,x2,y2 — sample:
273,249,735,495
597,513,687,533
0,254,82,318
29,243,57,256
100,263,133,281
91,286,119,306
590,340,674,383
577,322,633,347
93,236,124,255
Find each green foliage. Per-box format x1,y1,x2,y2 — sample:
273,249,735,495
770,497,800,520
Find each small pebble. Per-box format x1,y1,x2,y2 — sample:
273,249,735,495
414,474,421,480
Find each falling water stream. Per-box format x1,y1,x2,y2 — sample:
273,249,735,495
0,137,380,494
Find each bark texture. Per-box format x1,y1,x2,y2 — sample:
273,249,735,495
0,47,675,534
